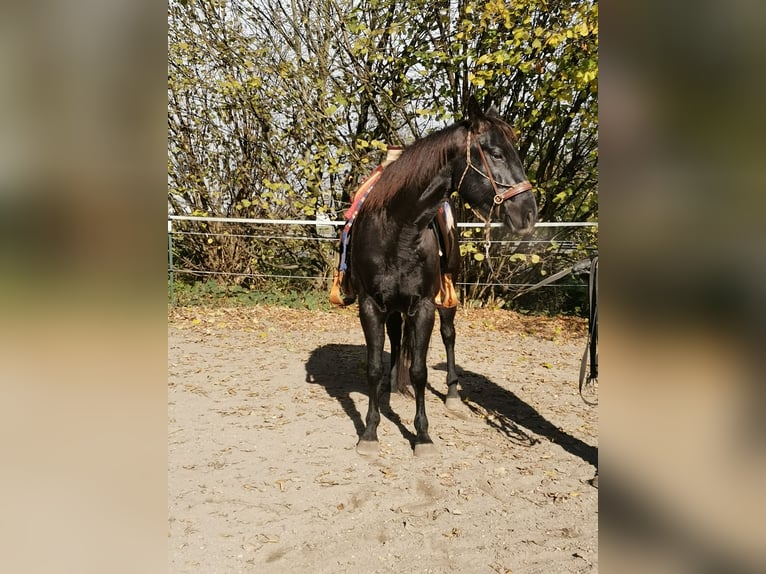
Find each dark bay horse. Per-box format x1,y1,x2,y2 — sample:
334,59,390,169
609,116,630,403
350,97,538,456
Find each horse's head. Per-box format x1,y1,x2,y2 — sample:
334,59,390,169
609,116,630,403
453,98,538,236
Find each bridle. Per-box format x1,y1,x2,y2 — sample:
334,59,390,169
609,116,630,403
455,130,534,266
455,130,533,208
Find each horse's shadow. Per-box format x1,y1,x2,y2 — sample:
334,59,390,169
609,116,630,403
431,362,598,468
304,343,418,445
305,344,597,468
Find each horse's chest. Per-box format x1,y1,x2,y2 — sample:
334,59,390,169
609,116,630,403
352,220,440,302
382,241,439,293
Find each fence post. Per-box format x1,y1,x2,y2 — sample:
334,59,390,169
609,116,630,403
168,219,175,306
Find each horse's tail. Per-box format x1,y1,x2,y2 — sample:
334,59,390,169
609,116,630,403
396,315,414,397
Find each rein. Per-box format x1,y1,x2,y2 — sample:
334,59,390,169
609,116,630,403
578,255,598,406
456,130,534,266
510,256,599,406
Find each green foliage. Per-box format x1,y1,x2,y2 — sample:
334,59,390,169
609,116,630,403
168,0,598,314
172,278,331,310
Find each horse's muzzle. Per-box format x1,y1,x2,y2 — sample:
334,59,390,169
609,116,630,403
503,195,538,236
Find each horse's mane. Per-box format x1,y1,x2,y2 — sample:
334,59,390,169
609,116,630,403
361,121,468,211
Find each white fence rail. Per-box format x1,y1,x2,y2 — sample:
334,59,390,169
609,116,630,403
168,215,598,228
167,216,597,305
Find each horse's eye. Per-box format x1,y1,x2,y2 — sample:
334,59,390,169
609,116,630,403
490,150,503,160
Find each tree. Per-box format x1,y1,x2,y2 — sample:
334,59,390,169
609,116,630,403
168,0,598,309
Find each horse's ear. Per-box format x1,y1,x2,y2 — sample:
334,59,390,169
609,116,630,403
486,104,500,119
466,95,483,128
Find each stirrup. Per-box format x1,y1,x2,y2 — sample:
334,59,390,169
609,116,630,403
330,271,356,306
329,271,345,306
435,273,458,309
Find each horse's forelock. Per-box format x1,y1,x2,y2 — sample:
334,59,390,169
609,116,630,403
489,117,519,144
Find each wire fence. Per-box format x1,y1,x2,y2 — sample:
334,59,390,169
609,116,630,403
167,215,597,306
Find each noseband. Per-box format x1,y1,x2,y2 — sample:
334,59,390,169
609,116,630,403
456,131,533,207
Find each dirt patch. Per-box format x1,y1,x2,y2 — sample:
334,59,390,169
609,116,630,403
168,306,597,573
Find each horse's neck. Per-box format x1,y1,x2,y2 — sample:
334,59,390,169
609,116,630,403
391,132,464,228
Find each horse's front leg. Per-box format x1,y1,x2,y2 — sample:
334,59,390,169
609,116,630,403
410,303,438,457
356,297,386,456
438,306,461,410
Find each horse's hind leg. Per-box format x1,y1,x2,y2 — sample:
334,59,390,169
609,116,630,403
386,313,402,394
409,304,437,457
438,306,461,410
356,298,386,456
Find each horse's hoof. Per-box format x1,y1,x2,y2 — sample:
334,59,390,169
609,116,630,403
414,442,438,458
356,440,379,456
445,396,463,411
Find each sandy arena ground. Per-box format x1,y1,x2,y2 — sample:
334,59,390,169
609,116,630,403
168,306,598,573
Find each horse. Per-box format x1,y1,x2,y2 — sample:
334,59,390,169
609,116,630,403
350,96,538,456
